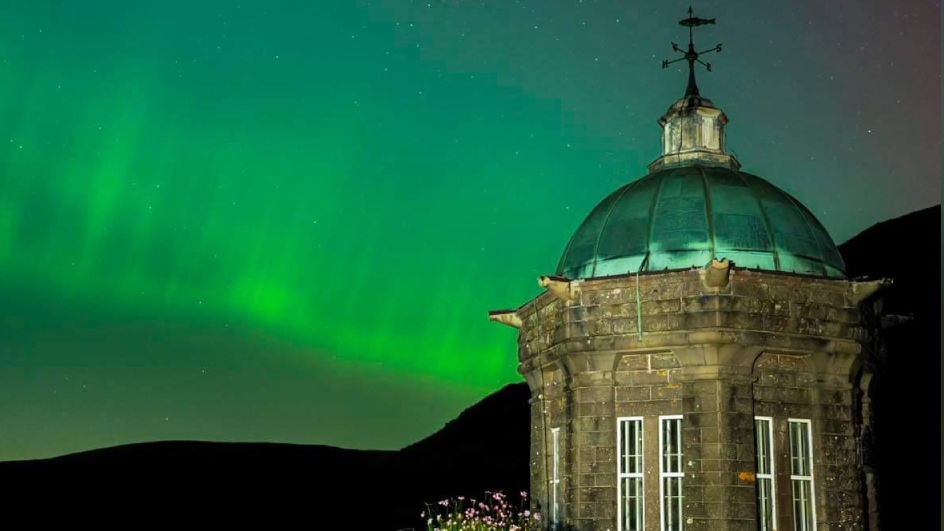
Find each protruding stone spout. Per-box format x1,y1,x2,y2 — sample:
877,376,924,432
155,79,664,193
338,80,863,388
852,278,893,304
487,310,522,329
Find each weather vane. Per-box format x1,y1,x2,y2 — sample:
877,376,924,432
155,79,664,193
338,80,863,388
661,7,722,97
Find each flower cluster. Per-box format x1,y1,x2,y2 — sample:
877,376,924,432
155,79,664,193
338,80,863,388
421,490,541,531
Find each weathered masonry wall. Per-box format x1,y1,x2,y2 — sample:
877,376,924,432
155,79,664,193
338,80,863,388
514,265,878,531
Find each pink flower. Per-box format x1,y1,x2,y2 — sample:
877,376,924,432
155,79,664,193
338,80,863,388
520,491,528,498
524,510,530,517
533,512,542,521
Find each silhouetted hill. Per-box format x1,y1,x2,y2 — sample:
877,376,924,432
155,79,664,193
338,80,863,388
837,204,940,531
0,383,531,529
0,440,393,471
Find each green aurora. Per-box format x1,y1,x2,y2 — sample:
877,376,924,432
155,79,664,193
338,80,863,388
0,1,938,459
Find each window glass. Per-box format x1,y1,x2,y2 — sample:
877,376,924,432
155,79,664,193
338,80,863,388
788,420,816,531
618,418,644,531
754,418,776,531
660,416,683,531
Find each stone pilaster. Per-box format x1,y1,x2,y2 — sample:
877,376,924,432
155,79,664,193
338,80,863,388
564,352,618,531
676,346,760,531
811,351,864,531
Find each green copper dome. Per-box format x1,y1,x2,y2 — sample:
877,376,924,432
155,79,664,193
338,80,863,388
556,162,846,279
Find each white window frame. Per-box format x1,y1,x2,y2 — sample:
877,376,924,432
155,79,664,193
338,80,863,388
754,416,777,531
550,427,561,525
659,415,684,531
788,418,817,531
617,416,645,531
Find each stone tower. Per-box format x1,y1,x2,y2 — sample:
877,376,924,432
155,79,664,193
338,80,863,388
488,11,887,531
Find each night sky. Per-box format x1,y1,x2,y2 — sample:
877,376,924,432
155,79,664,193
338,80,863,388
0,1,938,460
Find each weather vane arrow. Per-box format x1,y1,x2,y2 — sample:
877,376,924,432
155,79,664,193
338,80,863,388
661,6,723,97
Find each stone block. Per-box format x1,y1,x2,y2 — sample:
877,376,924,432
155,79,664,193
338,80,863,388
781,387,814,404
579,487,614,504
796,372,816,387
595,446,614,462
576,386,612,404
568,319,589,338
650,353,680,369
700,427,720,443
770,283,808,303
685,412,720,429
652,384,682,400
651,281,685,299
686,380,720,397
576,502,596,518
601,303,637,319
641,299,681,315
810,288,848,307
682,310,722,329
667,313,688,330
641,314,669,332
578,459,616,475
615,386,651,402
758,370,796,388
613,371,634,386
593,473,615,487
612,317,639,334
618,354,649,370
791,301,827,320
582,288,624,306
577,417,612,432
576,402,606,418
683,427,702,444
616,399,680,416
826,306,859,324
682,295,719,313
731,281,770,300
752,401,776,417
587,319,615,336
820,419,853,435
729,311,765,330
683,395,719,413
579,430,615,446
717,425,754,443
821,404,853,421
631,370,670,386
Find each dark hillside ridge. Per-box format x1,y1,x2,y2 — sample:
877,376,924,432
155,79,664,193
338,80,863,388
0,383,531,529
837,204,940,531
